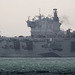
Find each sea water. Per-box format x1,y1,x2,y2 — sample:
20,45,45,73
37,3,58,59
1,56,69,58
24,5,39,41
0,57,75,75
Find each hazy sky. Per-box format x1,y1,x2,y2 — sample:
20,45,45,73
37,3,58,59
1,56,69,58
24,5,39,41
0,0,75,37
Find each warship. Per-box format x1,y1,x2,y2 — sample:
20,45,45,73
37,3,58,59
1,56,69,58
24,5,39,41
0,8,75,57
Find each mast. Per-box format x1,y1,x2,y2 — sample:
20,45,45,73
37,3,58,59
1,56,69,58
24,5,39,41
39,8,41,16
0,31,1,37
53,8,59,21
38,8,42,20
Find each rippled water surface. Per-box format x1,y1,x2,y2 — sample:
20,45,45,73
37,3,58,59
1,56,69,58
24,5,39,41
0,57,75,75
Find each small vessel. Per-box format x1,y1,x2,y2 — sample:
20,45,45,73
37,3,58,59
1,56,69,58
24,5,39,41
0,8,75,57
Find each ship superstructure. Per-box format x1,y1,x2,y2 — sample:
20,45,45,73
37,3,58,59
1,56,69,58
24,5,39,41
27,9,61,38
0,8,75,57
